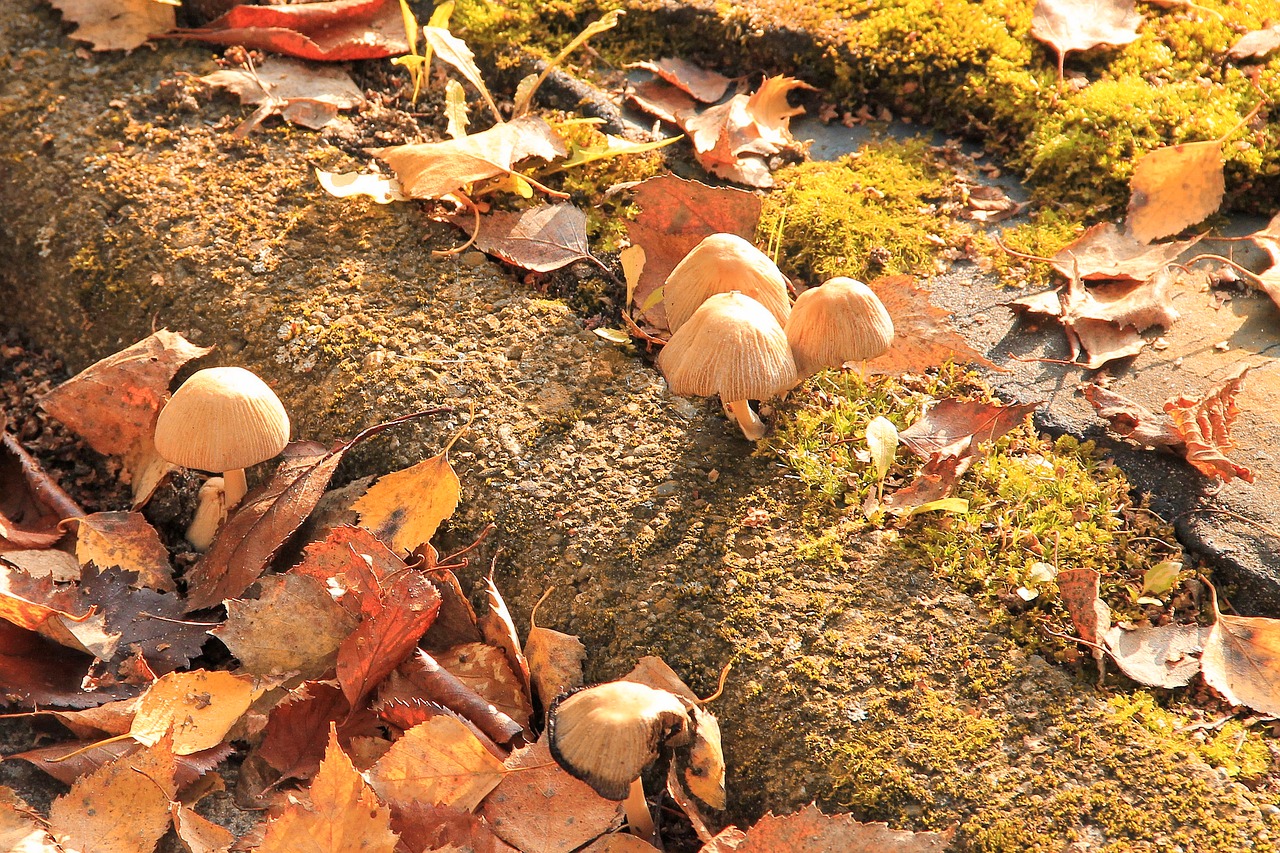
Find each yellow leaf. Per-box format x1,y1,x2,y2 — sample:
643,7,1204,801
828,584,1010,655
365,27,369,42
0,786,58,853
366,715,505,813
1126,139,1224,244
352,440,461,555
47,739,176,853
75,511,175,592
130,670,256,755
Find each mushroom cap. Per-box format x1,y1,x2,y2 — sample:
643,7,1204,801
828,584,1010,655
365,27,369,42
786,276,894,377
664,233,791,333
154,367,290,472
547,681,692,800
677,704,726,810
658,292,797,403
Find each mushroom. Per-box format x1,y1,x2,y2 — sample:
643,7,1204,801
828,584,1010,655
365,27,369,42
547,680,693,841
664,233,792,333
657,291,798,441
785,276,894,378
184,476,226,552
154,366,290,546
675,703,726,811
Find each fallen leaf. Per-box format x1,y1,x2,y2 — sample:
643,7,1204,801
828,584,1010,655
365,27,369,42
882,455,969,513
1083,384,1184,450
436,642,533,732
316,169,408,204
422,25,500,121
621,655,700,702
371,116,567,200
723,802,952,851
74,511,174,592
0,432,84,551
1164,364,1253,482
27,696,140,740
524,588,586,709
1127,140,1224,245
1056,568,1111,650
199,57,366,138
962,184,1026,224
254,680,380,782
352,439,463,555
1202,587,1280,716
0,550,80,582
480,739,622,853
623,174,762,326
478,574,533,717
681,76,812,187
0,562,90,636
0,621,135,709
256,727,399,853
1030,0,1142,78
867,275,999,373
1103,622,1208,688
628,58,733,103
581,834,661,852
900,398,1039,462
1227,25,1280,60
1246,211,1280,311
390,801,516,853
47,0,175,51
12,739,230,789
130,670,257,755
213,573,358,679
46,737,176,853
0,786,57,852
1050,223,1199,282
450,203,601,274
419,567,485,651
172,803,235,853
394,650,526,746
366,715,506,813
626,79,700,127
40,330,211,507
169,0,408,62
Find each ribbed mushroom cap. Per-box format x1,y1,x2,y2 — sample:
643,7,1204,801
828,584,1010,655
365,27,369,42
786,276,894,376
547,681,692,800
154,367,290,472
678,704,726,810
658,292,797,403
664,233,791,333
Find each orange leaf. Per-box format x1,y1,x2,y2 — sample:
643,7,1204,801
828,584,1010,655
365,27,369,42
724,802,952,851
167,0,408,62
47,0,175,51
172,803,235,853
0,786,57,852
1126,140,1224,245
367,715,506,813
436,642,533,732
867,275,999,374
352,444,461,555
1163,364,1253,482
75,511,175,592
525,589,586,709
131,670,257,755
47,738,177,853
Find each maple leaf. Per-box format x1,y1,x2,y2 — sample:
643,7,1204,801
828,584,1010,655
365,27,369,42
371,117,567,200
169,0,408,62
866,275,999,373
1030,0,1142,79
74,511,174,593
40,330,210,507
627,58,733,103
449,203,603,274
1126,140,1224,245
367,715,506,814
1050,223,1200,282
47,0,175,52
256,727,399,853
200,57,366,138
1103,622,1208,688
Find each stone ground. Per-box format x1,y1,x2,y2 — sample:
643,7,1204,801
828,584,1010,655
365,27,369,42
4,0,1280,850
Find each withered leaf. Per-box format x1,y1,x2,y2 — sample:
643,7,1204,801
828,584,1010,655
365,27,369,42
478,575,533,715
1127,140,1224,245
450,203,600,274
1030,0,1142,78
1228,25,1280,60
75,511,174,592
479,740,622,853
525,589,586,709
367,715,506,814
372,116,567,200
200,57,365,138
395,650,526,747
0,550,81,583
680,76,812,187
352,443,462,555
1247,211,1280,311
172,804,235,853
626,79,700,127
1050,223,1199,282
882,453,970,512
73,566,207,676
12,739,230,788
0,786,56,852
255,680,380,782
0,562,87,635
213,573,357,679
1164,364,1253,482
867,275,999,374
1202,587,1280,716
390,801,514,853
628,58,733,103
1057,568,1111,650
130,670,256,755
1103,622,1208,688
169,0,408,62
256,727,398,853
0,432,83,551
436,642,532,732
47,0,175,51
1082,383,1184,449
899,398,1040,462
420,567,484,651
40,330,210,508
622,655,699,702
47,737,176,853
724,803,952,852
0,621,135,709
623,174,762,326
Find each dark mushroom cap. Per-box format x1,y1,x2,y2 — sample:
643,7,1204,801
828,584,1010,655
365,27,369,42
678,703,726,810
547,681,692,800
664,233,792,333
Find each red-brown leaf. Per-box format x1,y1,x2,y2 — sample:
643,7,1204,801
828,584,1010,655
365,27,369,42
168,0,408,61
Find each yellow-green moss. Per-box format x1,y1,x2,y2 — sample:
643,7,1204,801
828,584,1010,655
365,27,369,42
983,206,1086,288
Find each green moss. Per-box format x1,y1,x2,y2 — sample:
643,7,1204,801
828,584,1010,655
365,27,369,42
758,140,970,286
983,206,1087,288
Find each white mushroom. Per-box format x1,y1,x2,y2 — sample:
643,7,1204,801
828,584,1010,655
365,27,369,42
785,276,894,377
664,233,792,333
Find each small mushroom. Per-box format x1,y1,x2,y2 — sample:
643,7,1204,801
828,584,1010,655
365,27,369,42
785,276,894,377
664,233,792,333
154,366,290,547
658,291,798,441
184,476,226,552
547,680,693,841
676,703,726,811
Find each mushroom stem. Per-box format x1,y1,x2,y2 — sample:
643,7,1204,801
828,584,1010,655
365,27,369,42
186,477,226,552
222,468,248,510
725,400,766,441
623,777,657,845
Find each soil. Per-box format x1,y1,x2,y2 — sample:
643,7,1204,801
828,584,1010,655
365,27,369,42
4,0,1280,850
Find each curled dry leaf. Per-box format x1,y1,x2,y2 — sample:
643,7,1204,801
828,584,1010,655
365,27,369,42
1050,223,1199,282
48,0,175,51
169,0,408,62
436,642,533,732
366,715,506,814
199,57,366,137
1082,384,1183,449
1030,0,1142,78
479,574,533,714
0,432,84,551
525,589,587,709
719,802,953,852
628,58,733,103
1103,622,1208,688
867,275,998,374
395,650,526,747
1126,140,1224,245
0,621,135,710
1246,211,1280,311
172,803,236,853
1164,364,1253,482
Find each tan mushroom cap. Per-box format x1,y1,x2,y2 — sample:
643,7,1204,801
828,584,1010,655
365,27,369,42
786,276,894,377
658,292,798,403
678,704,726,810
547,681,692,801
664,233,792,333
154,366,290,472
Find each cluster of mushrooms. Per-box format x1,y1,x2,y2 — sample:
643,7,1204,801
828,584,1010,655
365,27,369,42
657,233,894,440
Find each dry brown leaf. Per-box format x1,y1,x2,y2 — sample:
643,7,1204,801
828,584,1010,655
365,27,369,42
253,680,381,783
172,803,235,853
420,567,485,651
74,511,174,592
390,801,516,853
0,620,135,710
867,275,998,374
1056,568,1111,670
0,550,80,582
721,802,952,852
681,76,812,188
48,0,175,51
525,589,586,709
256,726,399,853
479,740,622,853
623,174,761,328
622,655,700,702
0,786,57,853
962,184,1026,224
40,330,210,507
478,574,533,716
1030,0,1142,77
1082,384,1184,450
213,573,357,679
899,398,1040,462
628,58,733,103
436,642,533,732
1,432,83,552
1164,364,1253,482
1127,140,1224,245
366,715,506,813
1202,587,1280,716
1228,25,1280,60
199,57,365,138
168,0,407,62
1050,223,1199,282
450,203,600,274
882,454,969,512
627,79,700,127
371,116,566,200
47,737,176,853
1103,622,1208,688
391,650,526,747
12,739,229,788
131,670,257,755
1246,211,1280,310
